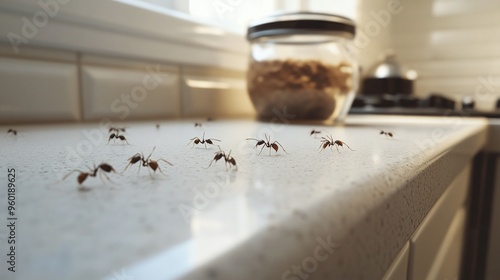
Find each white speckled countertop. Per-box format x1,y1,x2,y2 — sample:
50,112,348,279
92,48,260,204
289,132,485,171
0,115,488,280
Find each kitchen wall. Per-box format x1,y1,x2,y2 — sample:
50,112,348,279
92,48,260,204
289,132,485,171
0,44,252,124
391,0,500,110
0,0,391,124
5,0,496,124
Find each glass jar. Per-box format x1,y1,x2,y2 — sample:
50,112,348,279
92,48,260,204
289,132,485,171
246,12,358,121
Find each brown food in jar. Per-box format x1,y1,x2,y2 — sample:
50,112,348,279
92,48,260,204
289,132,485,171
247,59,353,120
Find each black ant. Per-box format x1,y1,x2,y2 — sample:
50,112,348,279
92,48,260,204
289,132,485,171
310,129,322,137
123,146,173,176
108,130,129,144
380,130,394,138
62,163,116,185
194,122,203,127
188,132,220,149
208,147,237,170
246,134,289,156
156,124,160,129
7,129,17,136
319,135,354,153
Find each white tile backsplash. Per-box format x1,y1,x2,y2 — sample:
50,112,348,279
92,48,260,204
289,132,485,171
0,43,253,124
392,0,500,103
0,57,80,123
181,73,254,118
81,65,180,121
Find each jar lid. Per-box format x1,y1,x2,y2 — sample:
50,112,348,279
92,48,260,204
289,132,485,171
247,12,356,41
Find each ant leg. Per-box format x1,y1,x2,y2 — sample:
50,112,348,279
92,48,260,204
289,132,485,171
145,147,156,161
318,143,325,152
334,144,341,154
61,169,85,181
258,145,266,155
275,141,289,154
343,142,355,151
206,159,216,169
157,158,173,166
98,170,112,184
122,162,134,174
156,165,167,175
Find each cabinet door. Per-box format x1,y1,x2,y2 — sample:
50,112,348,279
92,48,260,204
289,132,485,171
425,208,466,280
382,242,410,280
409,165,470,280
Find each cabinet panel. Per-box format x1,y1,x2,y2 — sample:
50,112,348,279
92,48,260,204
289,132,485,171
408,164,470,280
426,208,466,280
382,242,410,280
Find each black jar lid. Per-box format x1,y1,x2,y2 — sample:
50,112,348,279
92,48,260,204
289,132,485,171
247,12,356,41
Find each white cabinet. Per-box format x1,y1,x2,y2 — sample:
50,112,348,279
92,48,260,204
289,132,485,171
426,208,466,280
382,164,470,280
382,242,410,280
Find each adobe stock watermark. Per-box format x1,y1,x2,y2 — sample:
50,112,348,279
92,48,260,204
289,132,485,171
7,0,71,54
474,74,500,102
212,0,243,20
110,64,167,120
51,64,170,180
282,235,341,280
177,170,230,223
341,0,406,61
414,74,500,152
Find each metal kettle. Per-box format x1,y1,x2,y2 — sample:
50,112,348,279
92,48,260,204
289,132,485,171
361,52,417,95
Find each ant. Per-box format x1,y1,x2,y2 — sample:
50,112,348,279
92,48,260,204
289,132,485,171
188,132,220,149
208,147,237,170
194,122,203,127
123,146,173,176
7,129,17,136
319,135,355,154
310,129,322,137
62,163,116,185
156,124,160,129
108,130,129,145
380,130,394,138
246,134,289,156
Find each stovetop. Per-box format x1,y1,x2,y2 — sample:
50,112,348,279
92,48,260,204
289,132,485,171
349,93,500,118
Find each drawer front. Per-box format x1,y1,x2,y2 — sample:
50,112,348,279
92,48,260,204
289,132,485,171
408,164,470,280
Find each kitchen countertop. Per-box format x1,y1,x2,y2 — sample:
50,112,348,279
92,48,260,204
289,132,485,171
0,115,488,280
